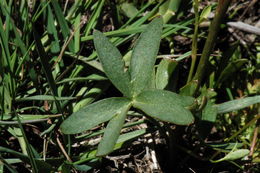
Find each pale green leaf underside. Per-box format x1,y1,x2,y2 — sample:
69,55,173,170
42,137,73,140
155,59,177,89
130,18,163,96
96,103,130,156
60,97,131,134
93,30,131,97
133,89,194,125
213,149,249,163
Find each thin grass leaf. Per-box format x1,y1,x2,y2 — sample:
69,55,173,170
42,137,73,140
212,149,250,163
47,5,60,53
61,97,131,134
32,26,62,113
133,89,194,125
74,12,81,52
51,0,74,52
93,30,131,97
216,95,260,114
0,146,53,172
0,155,18,173
57,75,107,84
15,115,38,172
83,0,105,38
96,103,131,156
16,95,76,101
129,18,163,96
216,59,247,86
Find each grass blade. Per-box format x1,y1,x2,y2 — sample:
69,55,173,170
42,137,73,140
51,0,74,52
216,95,260,114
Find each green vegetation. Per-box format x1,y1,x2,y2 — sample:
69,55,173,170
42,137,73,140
0,0,259,172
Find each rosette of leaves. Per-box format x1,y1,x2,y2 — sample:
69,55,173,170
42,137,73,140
60,18,195,156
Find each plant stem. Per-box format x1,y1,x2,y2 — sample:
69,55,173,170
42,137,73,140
193,0,231,85
187,0,199,83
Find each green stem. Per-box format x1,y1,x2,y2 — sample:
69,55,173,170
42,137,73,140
193,0,231,86
187,0,199,83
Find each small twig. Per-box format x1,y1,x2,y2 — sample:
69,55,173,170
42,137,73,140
157,54,185,58
56,134,73,163
63,0,69,14
249,126,259,156
157,53,220,60
238,0,257,20
43,135,47,161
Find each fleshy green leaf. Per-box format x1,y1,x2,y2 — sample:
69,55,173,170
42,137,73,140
216,95,260,114
93,30,131,97
156,59,177,89
212,149,249,163
179,80,198,96
129,18,163,96
133,89,194,125
222,149,249,161
60,98,131,134
201,101,217,122
96,103,130,156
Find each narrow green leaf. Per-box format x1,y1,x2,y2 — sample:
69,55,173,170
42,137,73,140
0,146,53,172
15,115,38,172
199,5,212,23
47,5,60,53
133,89,194,125
96,103,130,156
201,101,217,122
216,95,260,114
216,59,247,86
51,0,74,52
212,149,250,163
116,129,146,144
57,75,107,84
83,0,105,38
32,27,62,113
156,59,177,89
208,142,243,150
93,30,131,97
222,149,249,161
120,2,139,18
179,80,198,96
16,95,75,101
60,98,131,134
74,12,81,53
129,18,163,96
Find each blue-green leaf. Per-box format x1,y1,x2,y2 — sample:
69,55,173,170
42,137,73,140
60,98,131,134
133,89,194,125
93,30,131,97
96,103,130,156
129,18,163,96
